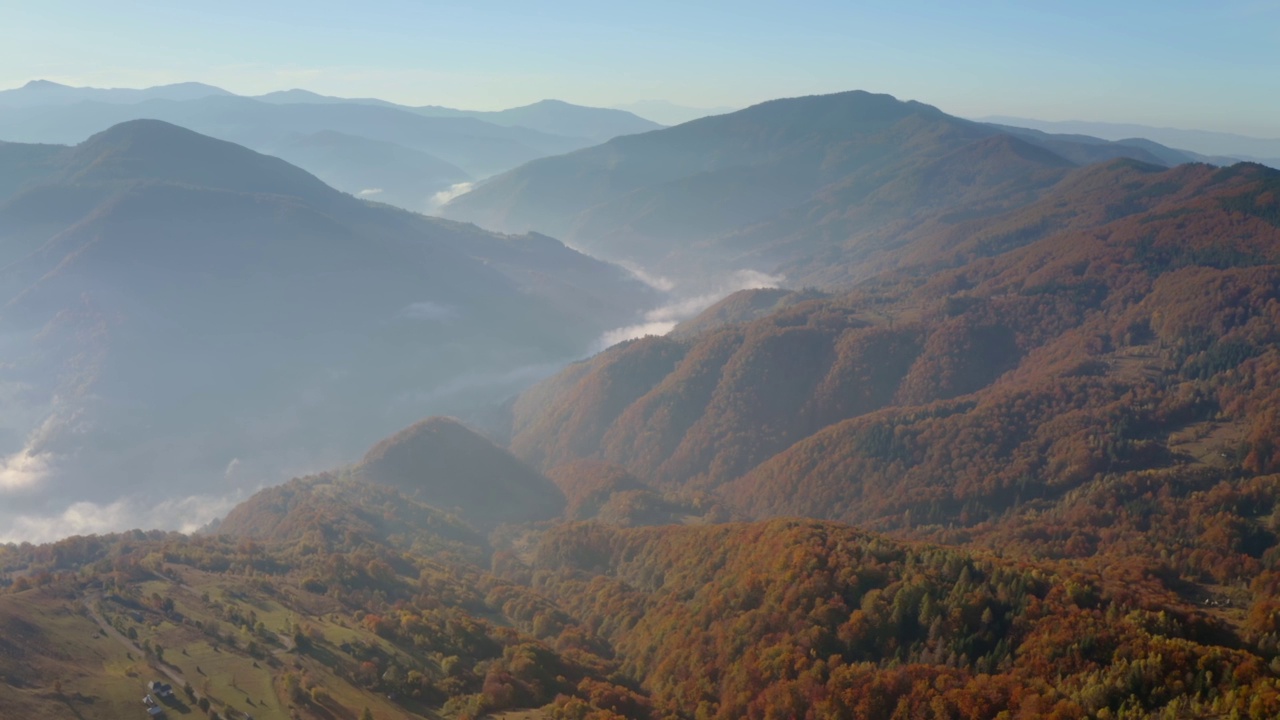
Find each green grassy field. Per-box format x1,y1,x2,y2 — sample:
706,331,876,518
0,589,157,720
2,571,447,720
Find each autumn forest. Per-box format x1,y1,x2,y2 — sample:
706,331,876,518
3,86,1280,720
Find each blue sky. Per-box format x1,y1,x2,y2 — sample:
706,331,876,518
3,0,1278,135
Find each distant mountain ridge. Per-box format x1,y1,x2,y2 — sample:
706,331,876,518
982,115,1280,167
0,79,232,107
0,120,656,528
0,80,663,213
442,90,1214,288
613,99,738,125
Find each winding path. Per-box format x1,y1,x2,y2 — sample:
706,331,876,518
81,592,190,692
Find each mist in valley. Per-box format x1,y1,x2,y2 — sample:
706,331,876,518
4,4,1280,719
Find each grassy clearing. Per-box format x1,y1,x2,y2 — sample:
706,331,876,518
0,589,159,719
110,570,441,720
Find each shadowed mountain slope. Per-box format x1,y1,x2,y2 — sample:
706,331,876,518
356,417,565,528
442,91,1200,286
0,121,654,522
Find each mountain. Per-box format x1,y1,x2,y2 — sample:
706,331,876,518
254,90,663,142
0,79,232,107
253,87,402,108
505,158,1280,549
612,99,738,125
0,120,656,532
0,83,659,215
983,115,1280,166
987,122,1246,167
441,90,1204,287
0,95,587,179
415,99,663,142
463,157,1280,719
10,87,1280,720
7,150,1280,717
354,417,564,528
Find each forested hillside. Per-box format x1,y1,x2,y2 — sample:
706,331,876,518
501,158,1280,691
5,91,1280,720
7,498,1280,719
442,91,1211,286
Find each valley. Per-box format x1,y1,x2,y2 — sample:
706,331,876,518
3,80,1280,719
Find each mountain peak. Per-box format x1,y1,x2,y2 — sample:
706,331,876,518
745,89,947,125
357,416,565,528
21,79,69,89
64,119,342,205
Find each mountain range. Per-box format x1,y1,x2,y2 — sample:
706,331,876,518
982,114,1280,167
4,84,1280,719
441,91,1247,289
505,157,1280,526
0,119,656,530
0,81,664,214
611,99,738,125
0,79,234,107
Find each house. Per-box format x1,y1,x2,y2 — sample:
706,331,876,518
149,680,174,698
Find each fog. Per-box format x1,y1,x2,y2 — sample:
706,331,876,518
596,269,785,350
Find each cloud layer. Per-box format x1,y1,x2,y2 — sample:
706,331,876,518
428,182,474,212
595,269,784,350
0,491,247,544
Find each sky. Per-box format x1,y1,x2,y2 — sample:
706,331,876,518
2,1,1279,136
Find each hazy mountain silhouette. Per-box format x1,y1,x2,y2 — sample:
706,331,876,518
0,86,668,215
255,90,662,141
415,98,662,141
0,79,232,107
0,120,655,527
0,96,584,178
613,99,738,125
253,87,402,107
442,90,1201,286
982,115,1280,166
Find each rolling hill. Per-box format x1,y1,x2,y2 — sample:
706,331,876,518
355,417,565,528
